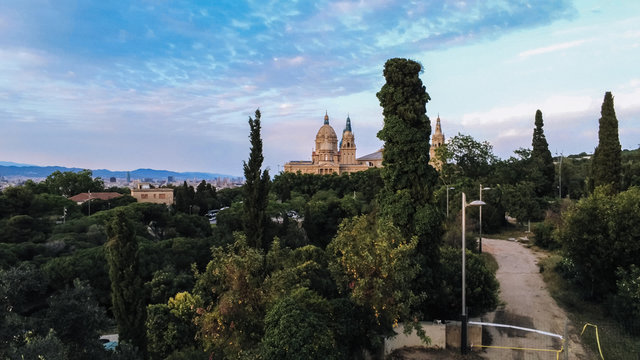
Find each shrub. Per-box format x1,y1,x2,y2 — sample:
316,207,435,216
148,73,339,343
533,221,558,249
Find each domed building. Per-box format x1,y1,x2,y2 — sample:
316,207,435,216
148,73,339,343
284,113,382,175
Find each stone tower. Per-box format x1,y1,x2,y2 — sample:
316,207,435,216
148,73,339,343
340,115,357,164
429,115,445,170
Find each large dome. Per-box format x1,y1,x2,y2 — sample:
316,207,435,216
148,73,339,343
315,114,338,154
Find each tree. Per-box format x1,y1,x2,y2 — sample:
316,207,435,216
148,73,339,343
592,91,622,192
146,292,202,360
531,110,555,197
105,209,147,355
194,180,218,215
43,170,104,197
243,109,270,249
500,182,543,224
437,133,497,181
173,182,195,214
328,215,420,337
46,279,110,360
194,234,265,358
261,288,338,360
375,58,443,315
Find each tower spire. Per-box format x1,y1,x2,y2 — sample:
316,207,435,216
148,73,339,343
324,111,329,124
344,114,352,133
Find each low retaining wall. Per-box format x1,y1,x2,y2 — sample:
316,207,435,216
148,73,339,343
384,320,482,355
384,322,446,355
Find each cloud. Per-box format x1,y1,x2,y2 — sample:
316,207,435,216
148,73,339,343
518,39,590,58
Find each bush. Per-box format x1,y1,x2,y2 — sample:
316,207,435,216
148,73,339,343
612,265,640,335
435,246,499,318
533,221,558,249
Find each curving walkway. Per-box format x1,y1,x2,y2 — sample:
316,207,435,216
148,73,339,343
479,238,587,360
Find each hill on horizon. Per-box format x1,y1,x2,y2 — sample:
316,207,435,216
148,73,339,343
0,163,238,181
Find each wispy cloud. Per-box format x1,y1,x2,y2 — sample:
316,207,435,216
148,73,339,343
518,39,590,58
1,0,638,173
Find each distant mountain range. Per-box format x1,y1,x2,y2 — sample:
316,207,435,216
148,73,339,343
0,162,236,181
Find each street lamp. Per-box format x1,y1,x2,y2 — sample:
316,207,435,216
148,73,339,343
461,192,485,355
479,185,491,253
446,186,455,217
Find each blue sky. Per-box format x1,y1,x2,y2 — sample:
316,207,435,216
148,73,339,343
1,0,639,176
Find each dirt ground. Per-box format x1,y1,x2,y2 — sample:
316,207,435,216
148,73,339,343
479,238,588,360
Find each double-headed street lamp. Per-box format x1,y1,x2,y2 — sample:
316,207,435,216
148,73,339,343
479,185,491,253
461,192,485,355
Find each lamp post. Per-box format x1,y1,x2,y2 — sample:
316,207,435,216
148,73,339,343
446,186,455,217
479,185,491,253
461,192,485,354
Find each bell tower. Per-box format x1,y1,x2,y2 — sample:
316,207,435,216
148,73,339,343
340,115,357,164
429,115,445,170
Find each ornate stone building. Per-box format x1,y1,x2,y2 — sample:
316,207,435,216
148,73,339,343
284,113,382,175
429,115,445,170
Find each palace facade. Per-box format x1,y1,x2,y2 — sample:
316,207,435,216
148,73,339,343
284,113,445,175
284,113,382,175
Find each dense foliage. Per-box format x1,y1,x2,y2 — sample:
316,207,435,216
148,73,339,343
559,186,640,298
376,58,444,318
106,210,147,354
531,110,555,197
592,91,622,192
243,109,270,250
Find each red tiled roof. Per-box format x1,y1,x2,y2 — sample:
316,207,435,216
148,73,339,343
69,192,123,203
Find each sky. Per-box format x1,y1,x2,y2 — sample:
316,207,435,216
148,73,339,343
1,0,639,177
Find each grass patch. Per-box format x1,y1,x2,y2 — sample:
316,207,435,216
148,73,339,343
539,254,640,359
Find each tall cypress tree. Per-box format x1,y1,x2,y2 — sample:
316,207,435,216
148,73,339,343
105,209,146,356
376,58,442,316
243,109,270,249
592,92,622,192
531,109,555,197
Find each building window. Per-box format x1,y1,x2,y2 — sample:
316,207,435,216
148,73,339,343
159,194,166,199
141,194,148,199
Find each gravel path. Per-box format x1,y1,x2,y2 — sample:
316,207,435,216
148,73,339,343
478,238,587,360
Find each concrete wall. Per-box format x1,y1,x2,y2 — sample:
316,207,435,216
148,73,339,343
384,322,446,355
445,321,482,351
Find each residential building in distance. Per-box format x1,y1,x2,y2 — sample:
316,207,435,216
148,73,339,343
284,113,382,175
130,183,174,205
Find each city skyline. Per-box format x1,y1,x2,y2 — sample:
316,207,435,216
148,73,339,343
1,0,639,176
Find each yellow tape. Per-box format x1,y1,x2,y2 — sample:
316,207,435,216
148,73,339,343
472,344,562,353
580,323,605,360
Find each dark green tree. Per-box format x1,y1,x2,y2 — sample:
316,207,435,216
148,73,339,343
43,170,104,197
46,279,110,360
592,91,622,192
173,182,195,214
105,209,147,355
531,110,555,197
243,109,270,249
436,133,497,182
375,58,443,315
194,180,218,215
260,288,338,360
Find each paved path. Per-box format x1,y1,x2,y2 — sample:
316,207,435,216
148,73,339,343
478,238,587,360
